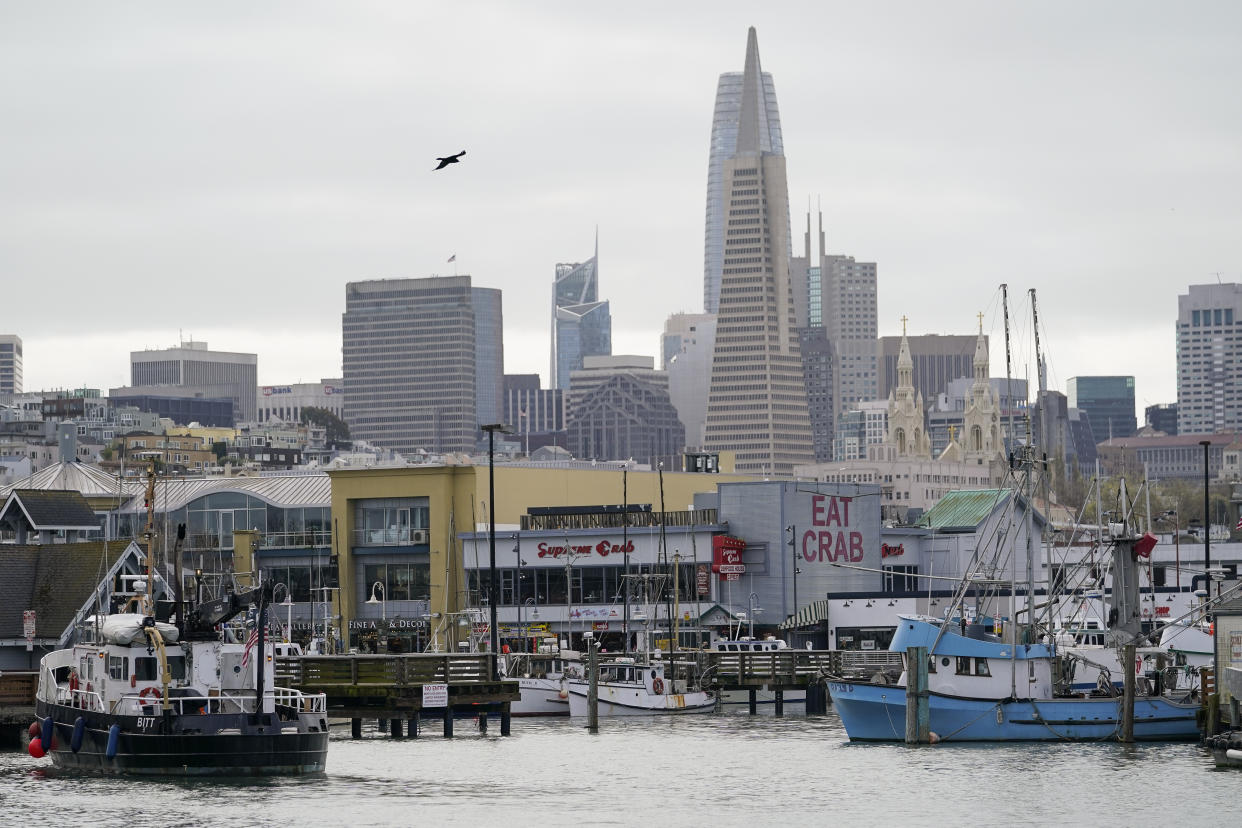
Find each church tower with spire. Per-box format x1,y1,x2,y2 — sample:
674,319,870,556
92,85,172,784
703,28,813,476
885,316,932,459
962,312,1005,463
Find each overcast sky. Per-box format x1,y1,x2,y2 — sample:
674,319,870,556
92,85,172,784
3,2,1239,412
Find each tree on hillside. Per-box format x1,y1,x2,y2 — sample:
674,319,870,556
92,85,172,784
301,406,351,448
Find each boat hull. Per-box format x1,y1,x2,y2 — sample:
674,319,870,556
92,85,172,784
36,701,328,776
827,680,1200,742
511,677,570,717
566,685,715,717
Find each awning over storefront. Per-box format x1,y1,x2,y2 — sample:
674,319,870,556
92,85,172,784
778,599,829,630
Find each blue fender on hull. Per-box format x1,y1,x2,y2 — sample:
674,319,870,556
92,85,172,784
71,717,86,753
105,724,120,759
40,716,54,752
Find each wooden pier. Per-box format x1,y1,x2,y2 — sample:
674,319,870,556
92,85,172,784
664,649,904,715
0,672,38,747
275,653,520,737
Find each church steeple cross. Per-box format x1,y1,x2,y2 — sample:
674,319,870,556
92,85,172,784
901,314,908,336
977,311,984,334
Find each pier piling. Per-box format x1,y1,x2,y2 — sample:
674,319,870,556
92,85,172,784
390,717,403,738
775,690,784,717
478,712,488,733
587,637,600,733
748,689,757,715
443,707,454,738
351,718,362,739
904,646,929,744
1121,643,1136,743
500,707,511,736
408,716,419,738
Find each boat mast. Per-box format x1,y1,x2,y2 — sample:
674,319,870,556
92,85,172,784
143,457,157,617
1028,289,1056,631
1001,284,1015,456
622,468,629,655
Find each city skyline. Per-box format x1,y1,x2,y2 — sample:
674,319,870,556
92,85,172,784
4,3,1241,410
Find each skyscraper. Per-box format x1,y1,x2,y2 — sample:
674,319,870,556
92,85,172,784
566,356,684,467
702,29,813,476
703,35,787,314
473,287,505,427
1067,375,1136,441
342,276,483,454
550,239,611,389
1176,283,1242,435
0,334,21,395
129,340,257,423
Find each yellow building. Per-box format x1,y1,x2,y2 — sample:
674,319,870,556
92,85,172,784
327,463,755,651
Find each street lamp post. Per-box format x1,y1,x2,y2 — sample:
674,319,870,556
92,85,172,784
786,525,799,642
1201,439,1212,599
481,423,511,679
367,581,386,653
514,533,525,652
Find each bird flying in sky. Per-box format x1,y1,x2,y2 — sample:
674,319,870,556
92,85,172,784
434,150,466,170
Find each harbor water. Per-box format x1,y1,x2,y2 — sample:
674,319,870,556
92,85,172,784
2,710,1236,827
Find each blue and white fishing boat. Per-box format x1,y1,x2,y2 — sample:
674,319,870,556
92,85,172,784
829,613,1199,742
829,453,1200,743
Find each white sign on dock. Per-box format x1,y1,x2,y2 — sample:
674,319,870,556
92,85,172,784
423,682,448,708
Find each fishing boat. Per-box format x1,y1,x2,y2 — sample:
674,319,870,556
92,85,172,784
828,456,1200,743
502,645,582,717
28,465,328,775
566,655,715,716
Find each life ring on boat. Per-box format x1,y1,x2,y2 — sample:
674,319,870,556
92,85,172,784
651,677,665,695
138,686,162,704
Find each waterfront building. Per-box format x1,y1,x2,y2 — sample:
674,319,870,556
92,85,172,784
702,29,814,477
130,340,258,424
1177,283,1242,435
703,30,786,315
256,379,345,425
663,312,716,450
342,276,493,455
327,463,758,652
878,333,980,404
565,356,684,468
551,242,610,390
1067,375,1137,441
0,334,22,394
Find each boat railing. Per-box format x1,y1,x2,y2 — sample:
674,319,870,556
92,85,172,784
64,688,107,713
111,687,327,717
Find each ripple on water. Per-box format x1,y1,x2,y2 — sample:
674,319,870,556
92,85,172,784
0,712,1232,828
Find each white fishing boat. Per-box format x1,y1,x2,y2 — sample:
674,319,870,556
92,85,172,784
566,656,715,716
502,646,583,717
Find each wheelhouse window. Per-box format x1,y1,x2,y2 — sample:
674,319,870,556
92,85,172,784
134,656,187,681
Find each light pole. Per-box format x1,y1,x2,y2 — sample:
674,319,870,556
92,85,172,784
481,423,511,678
367,581,386,653
280,589,293,643
514,533,525,651
1201,439,1212,599
747,592,762,640
786,525,799,642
